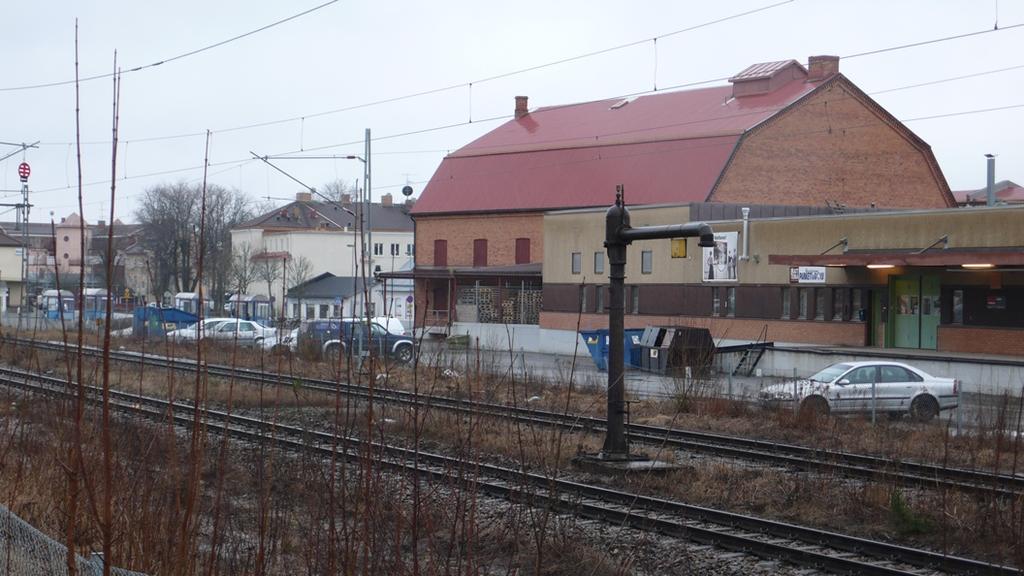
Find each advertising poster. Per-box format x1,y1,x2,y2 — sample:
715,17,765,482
702,231,738,282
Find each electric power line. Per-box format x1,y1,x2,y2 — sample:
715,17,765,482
0,0,341,93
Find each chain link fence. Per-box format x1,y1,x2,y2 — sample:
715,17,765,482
1,505,146,576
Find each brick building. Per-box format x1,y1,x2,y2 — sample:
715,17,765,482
402,56,955,342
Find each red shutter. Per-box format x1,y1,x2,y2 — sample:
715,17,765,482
515,237,530,264
434,239,447,267
473,239,488,267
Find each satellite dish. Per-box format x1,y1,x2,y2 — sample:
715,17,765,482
401,185,414,197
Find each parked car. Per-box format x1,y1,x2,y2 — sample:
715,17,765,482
166,317,234,342
207,319,275,345
297,319,416,364
759,361,959,422
261,327,299,354
167,317,274,346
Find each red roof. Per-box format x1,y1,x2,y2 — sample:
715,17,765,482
414,61,826,215
952,180,1024,205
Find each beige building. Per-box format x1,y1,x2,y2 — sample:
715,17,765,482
541,203,1024,355
0,231,24,312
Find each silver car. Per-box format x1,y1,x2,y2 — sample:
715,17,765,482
760,361,959,422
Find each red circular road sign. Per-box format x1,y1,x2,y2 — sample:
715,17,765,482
17,162,30,181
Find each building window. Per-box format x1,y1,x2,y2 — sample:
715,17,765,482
952,289,964,324
578,284,587,312
373,243,383,256
406,244,414,256
815,288,825,320
332,305,342,318
515,238,530,264
798,288,808,319
434,239,447,267
781,287,790,319
473,239,488,267
726,287,736,317
712,287,720,316
63,253,69,259
390,243,400,256
832,288,846,321
851,288,863,322
641,250,653,274
631,285,640,314
305,304,315,319
292,303,299,317
319,304,329,318
571,252,581,275
595,285,604,313
63,235,69,242
594,252,604,275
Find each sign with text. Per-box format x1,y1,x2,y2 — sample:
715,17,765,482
702,232,738,282
790,266,827,284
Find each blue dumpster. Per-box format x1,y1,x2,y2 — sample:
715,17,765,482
132,307,198,339
580,329,645,372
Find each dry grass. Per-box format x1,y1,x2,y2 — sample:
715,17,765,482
4,328,1024,570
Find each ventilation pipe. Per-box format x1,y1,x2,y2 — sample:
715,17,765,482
740,207,751,261
985,154,996,206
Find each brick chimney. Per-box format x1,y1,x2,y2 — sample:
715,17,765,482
514,95,529,119
381,193,393,207
807,55,839,81
296,191,312,202
341,193,351,204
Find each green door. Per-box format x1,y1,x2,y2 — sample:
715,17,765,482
920,276,940,350
892,276,920,349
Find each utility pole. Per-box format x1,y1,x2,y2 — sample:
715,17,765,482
365,128,372,292
0,141,38,317
599,185,715,460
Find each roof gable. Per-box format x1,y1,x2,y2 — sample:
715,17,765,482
414,66,826,215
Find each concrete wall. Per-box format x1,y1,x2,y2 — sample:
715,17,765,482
754,347,1024,397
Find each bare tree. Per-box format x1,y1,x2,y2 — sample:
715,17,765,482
134,182,254,302
286,255,314,289
230,243,258,296
255,255,282,315
319,179,359,203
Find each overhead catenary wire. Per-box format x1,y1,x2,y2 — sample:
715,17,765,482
27,95,1024,207
34,18,1024,152
0,0,342,93
26,61,1024,199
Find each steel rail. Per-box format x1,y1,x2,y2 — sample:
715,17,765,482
11,336,1024,499
0,364,1016,576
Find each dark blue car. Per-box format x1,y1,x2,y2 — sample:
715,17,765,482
300,319,416,364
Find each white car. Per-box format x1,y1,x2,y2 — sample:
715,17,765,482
207,319,275,345
261,327,299,354
166,317,234,342
759,361,959,422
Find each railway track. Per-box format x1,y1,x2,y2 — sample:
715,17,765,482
0,363,1017,576
10,336,1024,500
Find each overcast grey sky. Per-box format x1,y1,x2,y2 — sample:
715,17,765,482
1,0,1021,223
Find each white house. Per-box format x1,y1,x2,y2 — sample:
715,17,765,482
230,191,415,318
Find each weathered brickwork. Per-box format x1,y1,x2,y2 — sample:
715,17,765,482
541,311,867,346
938,326,1024,356
712,81,953,209
415,213,543,267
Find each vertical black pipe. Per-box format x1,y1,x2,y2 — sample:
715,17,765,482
602,187,630,459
